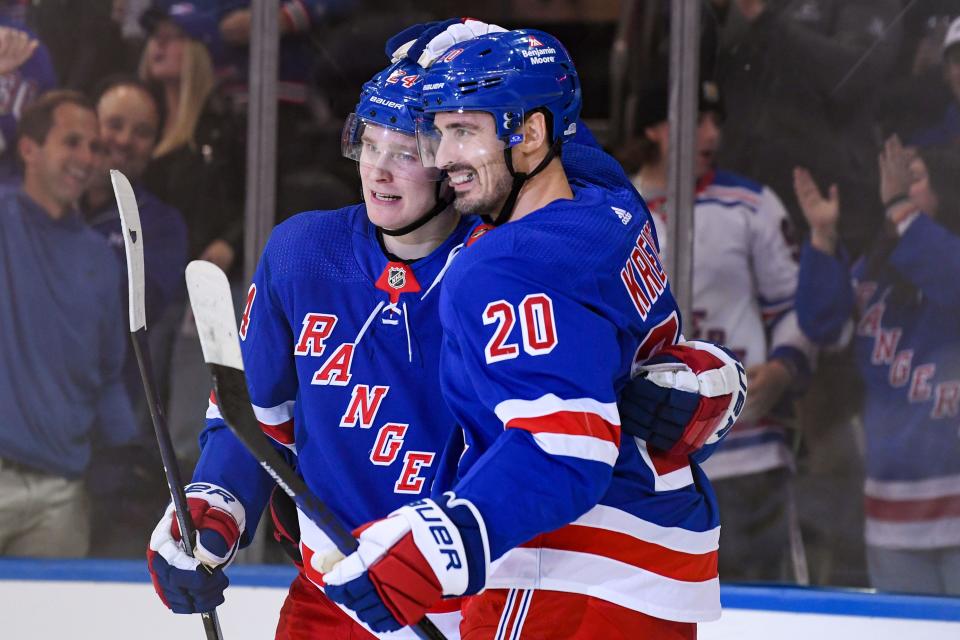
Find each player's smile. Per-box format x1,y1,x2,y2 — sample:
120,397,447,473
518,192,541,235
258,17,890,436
448,169,476,190
371,190,402,203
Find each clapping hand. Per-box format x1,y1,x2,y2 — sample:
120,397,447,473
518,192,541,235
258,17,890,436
878,135,919,225
0,26,37,76
878,135,913,206
793,167,839,254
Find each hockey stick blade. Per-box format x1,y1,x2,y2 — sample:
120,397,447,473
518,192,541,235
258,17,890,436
113,171,225,640
185,260,448,640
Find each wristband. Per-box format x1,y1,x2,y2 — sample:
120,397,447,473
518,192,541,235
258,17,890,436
882,193,910,210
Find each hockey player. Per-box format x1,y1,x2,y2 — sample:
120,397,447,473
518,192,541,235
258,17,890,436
323,30,745,639
147,57,472,639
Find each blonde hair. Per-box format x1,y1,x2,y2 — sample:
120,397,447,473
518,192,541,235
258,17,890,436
139,37,215,158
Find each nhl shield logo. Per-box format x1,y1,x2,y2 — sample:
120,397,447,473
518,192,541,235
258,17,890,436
388,266,406,289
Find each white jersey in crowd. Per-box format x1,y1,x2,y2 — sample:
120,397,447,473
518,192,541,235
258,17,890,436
635,169,815,479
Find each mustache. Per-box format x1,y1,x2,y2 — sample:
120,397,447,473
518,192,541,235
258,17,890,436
444,163,476,174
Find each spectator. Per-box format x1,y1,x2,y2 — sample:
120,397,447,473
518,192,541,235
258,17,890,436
21,0,130,94
873,6,955,146
910,16,960,148
0,90,136,558
214,0,359,220
623,80,815,583
79,76,190,558
794,137,960,595
0,17,57,181
138,1,246,473
83,76,188,348
138,0,244,273
715,0,902,256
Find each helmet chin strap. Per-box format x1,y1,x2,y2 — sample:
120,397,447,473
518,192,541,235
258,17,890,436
490,138,562,226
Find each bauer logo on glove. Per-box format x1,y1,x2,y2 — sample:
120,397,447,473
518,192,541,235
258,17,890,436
146,483,245,614
620,341,747,456
323,494,487,633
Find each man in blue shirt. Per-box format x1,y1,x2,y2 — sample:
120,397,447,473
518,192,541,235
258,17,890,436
0,90,136,557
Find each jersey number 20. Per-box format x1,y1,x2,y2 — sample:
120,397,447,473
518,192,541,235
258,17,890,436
483,294,558,364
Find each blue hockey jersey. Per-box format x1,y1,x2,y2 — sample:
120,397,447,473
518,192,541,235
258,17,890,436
797,215,960,550
434,182,721,623
197,204,476,561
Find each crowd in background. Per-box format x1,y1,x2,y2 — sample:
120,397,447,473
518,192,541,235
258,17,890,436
0,0,957,599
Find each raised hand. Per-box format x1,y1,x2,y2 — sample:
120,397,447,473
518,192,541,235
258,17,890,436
793,167,839,254
878,134,913,206
0,26,38,76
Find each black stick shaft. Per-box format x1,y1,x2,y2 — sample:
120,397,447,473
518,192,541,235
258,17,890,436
210,364,447,640
131,330,225,639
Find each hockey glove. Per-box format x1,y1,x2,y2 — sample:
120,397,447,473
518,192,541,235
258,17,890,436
386,18,506,67
146,482,246,614
323,494,487,633
620,341,747,456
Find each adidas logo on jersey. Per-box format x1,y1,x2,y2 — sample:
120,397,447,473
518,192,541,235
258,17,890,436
611,206,632,225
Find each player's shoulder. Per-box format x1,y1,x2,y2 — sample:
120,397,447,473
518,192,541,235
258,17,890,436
262,204,366,280
447,185,647,292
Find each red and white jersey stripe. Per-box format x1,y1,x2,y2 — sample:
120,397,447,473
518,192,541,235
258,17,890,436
206,392,297,453
865,473,960,549
494,394,621,466
486,503,720,622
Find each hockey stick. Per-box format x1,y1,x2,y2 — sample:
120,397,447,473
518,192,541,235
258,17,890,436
185,260,448,640
112,171,226,640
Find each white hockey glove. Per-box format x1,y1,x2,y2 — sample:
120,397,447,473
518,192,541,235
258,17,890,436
387,18,506,67
323,495,487,633
620,341,747,455
146,482,245,614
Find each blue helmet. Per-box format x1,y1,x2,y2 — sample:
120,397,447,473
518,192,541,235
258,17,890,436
342,59,428,161
419,29,582,145
342,59,452,237
354,59,425,134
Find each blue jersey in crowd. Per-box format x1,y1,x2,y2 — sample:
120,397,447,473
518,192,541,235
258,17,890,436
0,190,135,477
86,184,188,416
87,184,188,326
797,215,960,550
215,0,355,105
0,18,57,179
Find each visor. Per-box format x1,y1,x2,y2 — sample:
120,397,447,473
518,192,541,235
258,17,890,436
341,113,443,182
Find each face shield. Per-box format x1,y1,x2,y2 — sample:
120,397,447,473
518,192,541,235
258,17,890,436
341,113,443,182
416,109,524,170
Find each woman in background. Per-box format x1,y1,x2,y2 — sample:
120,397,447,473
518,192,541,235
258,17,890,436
138,0,244,273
